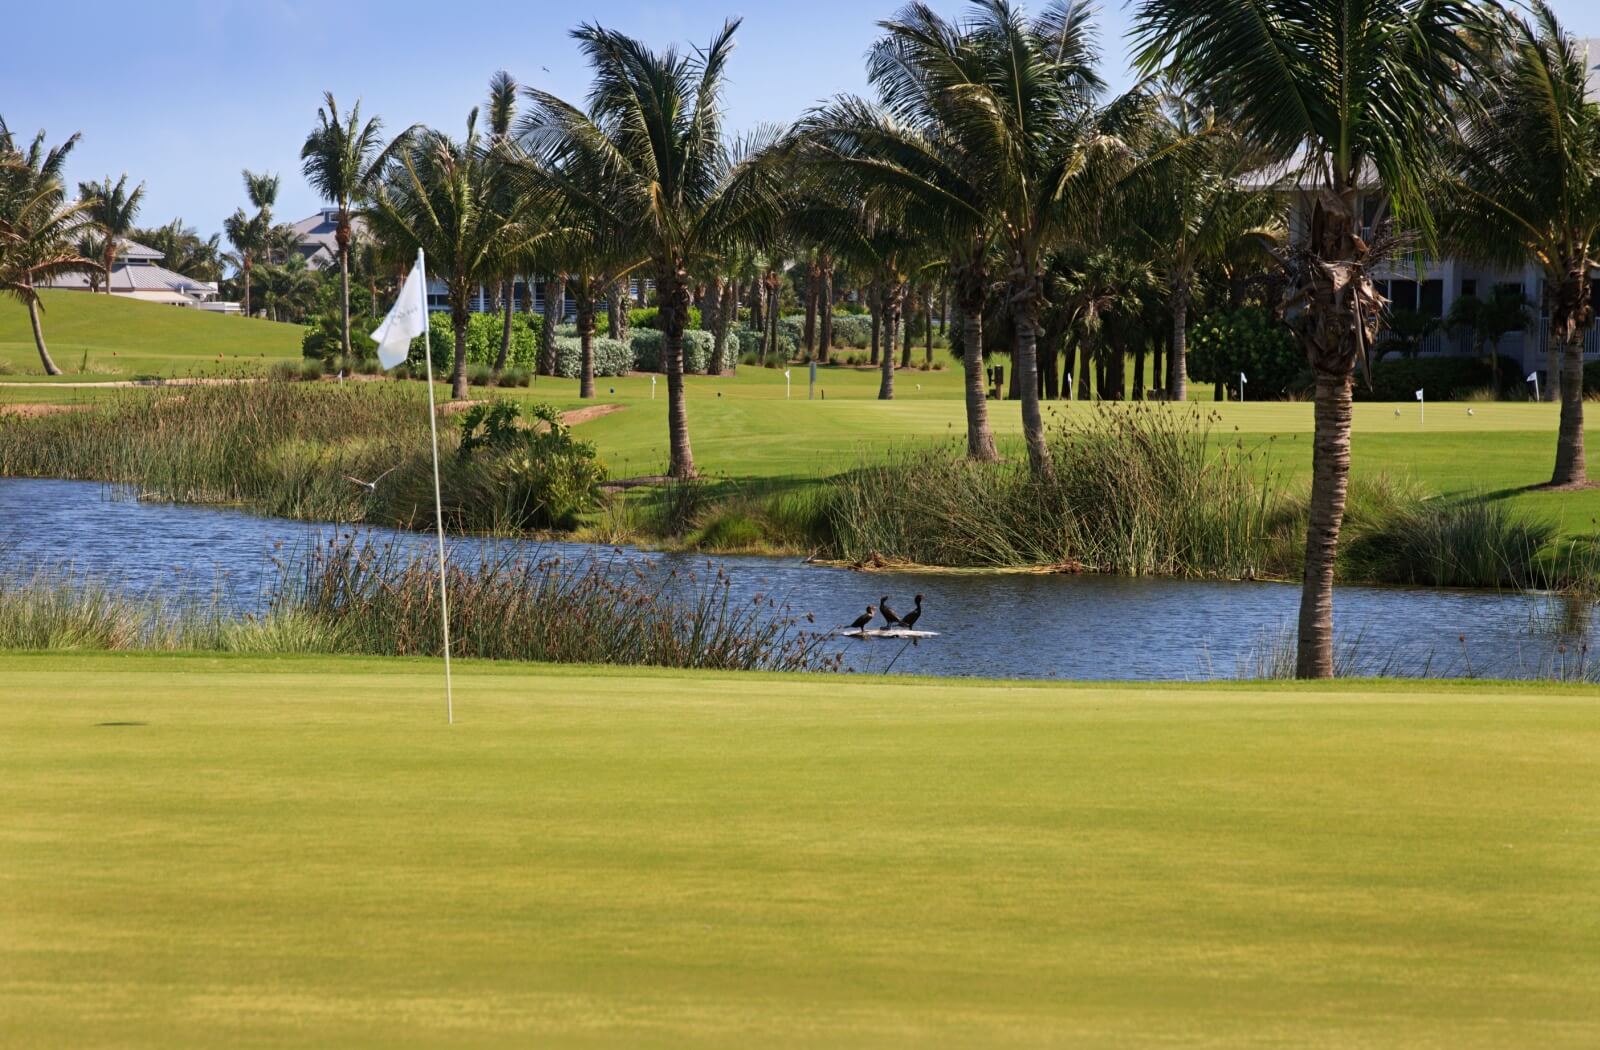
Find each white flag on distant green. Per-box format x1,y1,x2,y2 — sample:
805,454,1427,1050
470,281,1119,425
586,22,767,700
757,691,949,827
1415,389,1425,401
1527,372,1538,382
370,257,428,369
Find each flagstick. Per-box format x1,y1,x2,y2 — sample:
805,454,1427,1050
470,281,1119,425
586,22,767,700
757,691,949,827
417,248,454,724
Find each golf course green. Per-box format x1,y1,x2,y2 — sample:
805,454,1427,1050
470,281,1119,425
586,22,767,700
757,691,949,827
4,652,1596,1047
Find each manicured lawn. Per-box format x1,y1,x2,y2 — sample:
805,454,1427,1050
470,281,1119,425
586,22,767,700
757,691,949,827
0,290,301,384
2,652,1596,1047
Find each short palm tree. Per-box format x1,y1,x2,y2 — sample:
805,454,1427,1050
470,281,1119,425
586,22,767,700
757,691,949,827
301,93,413,357
518,20,786,478
366,113,536,399
1134,0,1482,677
1438,1,1600,488
77,173,144,295
0,120,99,374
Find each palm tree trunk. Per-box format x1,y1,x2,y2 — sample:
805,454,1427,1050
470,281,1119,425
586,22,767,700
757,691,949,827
1011,270,1052,478
704,278,722,354
878,284,899,400
494,278,513,375
869,289,881,366
1133,345,1146,400
711,279,735,376
924,290,934,366
104,243,116,296
450,295,470,401
958,314,997,462
338,217,353,357
538,276,562,376
577,291,596,399
899,286,913,369
1169,286,1189,401
803,263,818,359
26,296,64,376
243,260,252,318
818,260,834,364
1549,276,1590,485
1296,372,1353,678
1077,339,1093,401
660,265,696,479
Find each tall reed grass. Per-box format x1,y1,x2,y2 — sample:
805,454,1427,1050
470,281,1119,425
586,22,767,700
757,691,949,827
822,405,1280,578
0,540,839,673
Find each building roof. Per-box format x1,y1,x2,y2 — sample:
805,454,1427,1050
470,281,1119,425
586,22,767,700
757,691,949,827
45,262,216,297
117,239,164,262
291,208,367,270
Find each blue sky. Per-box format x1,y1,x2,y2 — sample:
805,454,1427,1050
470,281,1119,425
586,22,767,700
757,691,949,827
6,0,1600,241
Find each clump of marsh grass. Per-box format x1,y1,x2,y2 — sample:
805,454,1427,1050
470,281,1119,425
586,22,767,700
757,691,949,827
822,404,1281,578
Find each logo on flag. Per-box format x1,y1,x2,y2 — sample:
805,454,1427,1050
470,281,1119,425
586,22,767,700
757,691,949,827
370,257,429,369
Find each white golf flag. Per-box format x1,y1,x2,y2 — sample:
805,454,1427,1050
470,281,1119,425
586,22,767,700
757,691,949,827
1527,372,1538,382
370,257,428,369
1415,389,1425,401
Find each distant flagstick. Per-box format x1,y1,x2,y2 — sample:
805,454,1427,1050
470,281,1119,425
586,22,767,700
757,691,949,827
373,247,454,724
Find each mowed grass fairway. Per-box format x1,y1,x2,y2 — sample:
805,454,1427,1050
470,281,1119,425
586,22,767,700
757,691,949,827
0,290,301,388
4,654,1596,1048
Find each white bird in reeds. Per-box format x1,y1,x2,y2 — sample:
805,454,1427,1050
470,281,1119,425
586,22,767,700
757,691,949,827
342,466,398,492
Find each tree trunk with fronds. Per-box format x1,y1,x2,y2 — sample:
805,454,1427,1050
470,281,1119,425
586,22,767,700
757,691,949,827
818,258,834,364
538,275,563,376
1169,281,1190,401
1549,267,1590,487
449,287,471,401
1010,265,1052,478
337,213,353,357
26,296,63,376
878,282,900,401
494,278,513,375
710,278,735,375
955,265,997,461
1294,189,1380,679
803,261,819,359
659,263,696,478
576,287,596,399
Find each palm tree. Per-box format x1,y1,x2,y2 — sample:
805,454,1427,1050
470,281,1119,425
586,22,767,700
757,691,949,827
222,208,266,316
366,113,535,399
1134,0,1482,677
0,119,99,374
77,173,144,295
518,20,787,478
483,72,523,375
1125,95,1281,401
1438,1,1600,488
301,93,413,357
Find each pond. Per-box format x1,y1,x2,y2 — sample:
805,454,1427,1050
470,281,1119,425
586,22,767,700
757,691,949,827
1,478,1593,681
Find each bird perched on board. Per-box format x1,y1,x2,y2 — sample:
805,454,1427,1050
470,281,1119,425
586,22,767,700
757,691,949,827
900,594,925,629
342,466,398,492
878,595,904,627
847,606,875,631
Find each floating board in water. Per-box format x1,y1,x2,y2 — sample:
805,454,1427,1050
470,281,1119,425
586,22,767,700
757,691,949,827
837,628,940,639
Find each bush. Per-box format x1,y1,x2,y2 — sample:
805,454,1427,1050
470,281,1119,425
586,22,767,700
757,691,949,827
451,400,603,530
629,305,701,330
829,314,873,350
732,326,794,363
1188,307,1302,397
406,311,541,374
631,329,713,373
1357,354,1521,401
553,336,632,379
302,313,378,361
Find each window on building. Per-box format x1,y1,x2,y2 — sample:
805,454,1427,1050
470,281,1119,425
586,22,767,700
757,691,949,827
1420,279,1444,319
1387,279,1419,312
1460,278,1477,299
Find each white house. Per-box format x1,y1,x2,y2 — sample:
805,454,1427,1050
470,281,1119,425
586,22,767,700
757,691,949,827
44,239,237,312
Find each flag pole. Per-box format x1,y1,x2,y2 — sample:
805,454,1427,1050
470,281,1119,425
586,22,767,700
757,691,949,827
417,247,454,724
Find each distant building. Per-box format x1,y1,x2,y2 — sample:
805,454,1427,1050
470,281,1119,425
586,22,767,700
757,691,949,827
291,208,359,271
44,239,236,312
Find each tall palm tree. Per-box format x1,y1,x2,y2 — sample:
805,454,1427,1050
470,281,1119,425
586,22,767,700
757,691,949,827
483,72,523,375
1438,1,1600,488
1125,95,1281,401
518,20,787,478
222,208,266,316
1134,0,1483,678
77,173,144,295
301,93,413,357
0,120,99,374
366,112,535,399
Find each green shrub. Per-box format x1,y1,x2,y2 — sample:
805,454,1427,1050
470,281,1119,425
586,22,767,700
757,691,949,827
450,400,604,530
629,305,701,330
553,336,632,378
732,327,795,362
1341,495,1555,588
830,314,872,349
1357,354,1521,401
406,311,541,374
1188,307,1303,397
631,329,713,373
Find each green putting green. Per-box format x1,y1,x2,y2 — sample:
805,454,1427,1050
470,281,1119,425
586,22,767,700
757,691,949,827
3,652,1596,1047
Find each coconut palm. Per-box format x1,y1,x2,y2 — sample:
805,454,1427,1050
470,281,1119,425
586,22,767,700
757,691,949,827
0,119,99,374
1438,1,1600,488
1134,0,1483,677
483,72,524,375
366,113,536,399
76,173,144,295
301,93,414,357
222,208,267,316
518,20,787,478
1124,95,1281,401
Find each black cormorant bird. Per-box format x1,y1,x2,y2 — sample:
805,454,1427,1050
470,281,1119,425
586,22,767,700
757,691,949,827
878,595,904,627
847,606,875,631
900,594,925,629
